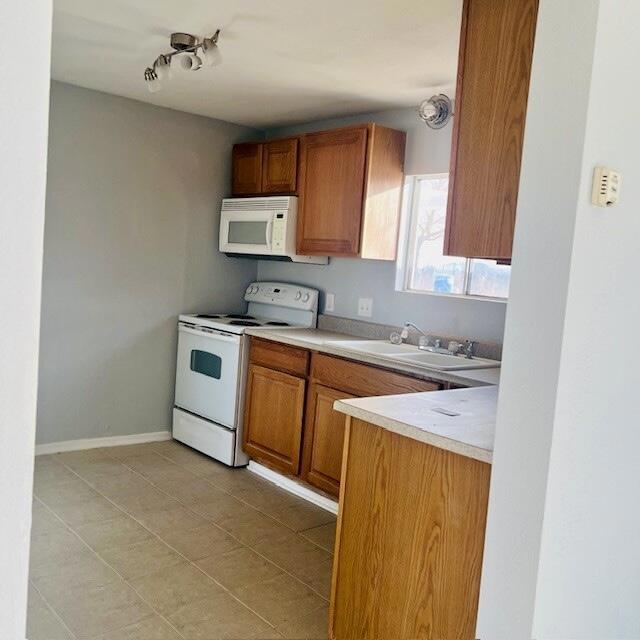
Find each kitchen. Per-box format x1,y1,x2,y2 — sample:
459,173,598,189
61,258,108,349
7,0,640,639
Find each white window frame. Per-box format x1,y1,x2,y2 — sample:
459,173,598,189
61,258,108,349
395,174,509,303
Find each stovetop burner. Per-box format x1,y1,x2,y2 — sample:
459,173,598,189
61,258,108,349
264,321,290,326
228,320,261,327
195,314,222,319
225,314,255,320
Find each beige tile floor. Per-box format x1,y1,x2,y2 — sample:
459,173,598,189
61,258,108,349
28,440,337,640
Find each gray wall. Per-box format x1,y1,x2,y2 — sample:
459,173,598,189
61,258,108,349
37,82,259,445
258,107,507,344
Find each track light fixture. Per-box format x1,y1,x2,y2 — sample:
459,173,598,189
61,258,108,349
144,30,222,93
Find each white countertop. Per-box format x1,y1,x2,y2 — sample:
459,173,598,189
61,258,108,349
334,386,497,464
244,328,501,388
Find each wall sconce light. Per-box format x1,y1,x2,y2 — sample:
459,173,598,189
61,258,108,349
418,94,453,129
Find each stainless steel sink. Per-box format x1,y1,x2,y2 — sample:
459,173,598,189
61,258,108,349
325,339,500,371
393,351,500,371
328,339,418,356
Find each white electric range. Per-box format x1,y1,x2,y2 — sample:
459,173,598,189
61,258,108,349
172,281,319,466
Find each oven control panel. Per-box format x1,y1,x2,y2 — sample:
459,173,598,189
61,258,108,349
244,281,319,311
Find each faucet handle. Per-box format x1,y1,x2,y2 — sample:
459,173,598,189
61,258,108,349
464,340,476,358
390,332,403,345
418,335,431,349
447,341,464,354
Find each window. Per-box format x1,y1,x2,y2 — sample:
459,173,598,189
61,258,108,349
396,174,510,300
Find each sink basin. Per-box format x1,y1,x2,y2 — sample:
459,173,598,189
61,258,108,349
326,339,500,371
328,339,417,356
395,352,501,371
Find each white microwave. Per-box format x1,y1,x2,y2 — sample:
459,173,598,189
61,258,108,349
219,196,327,264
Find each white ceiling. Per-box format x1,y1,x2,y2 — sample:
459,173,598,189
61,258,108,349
52,0,462,129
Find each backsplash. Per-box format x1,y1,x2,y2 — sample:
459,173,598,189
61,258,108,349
317,315,502,361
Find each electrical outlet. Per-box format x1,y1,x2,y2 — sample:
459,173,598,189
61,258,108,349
325,293,335,312
358,297,373,317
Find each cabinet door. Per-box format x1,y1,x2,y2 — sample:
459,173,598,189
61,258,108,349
232,143,263,196
302,384,356,497
297,126,368,256
243,364,305,474
262,138,298,194
444,0,539,259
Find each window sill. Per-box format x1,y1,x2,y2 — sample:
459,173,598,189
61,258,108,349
396,288,508,304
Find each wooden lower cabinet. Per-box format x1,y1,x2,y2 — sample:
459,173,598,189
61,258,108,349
242,364,305,474
242,337,444,492
301,384,356,497
329,418,491,640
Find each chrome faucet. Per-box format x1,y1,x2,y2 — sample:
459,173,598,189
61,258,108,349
390,323,476,359
390,322,432,347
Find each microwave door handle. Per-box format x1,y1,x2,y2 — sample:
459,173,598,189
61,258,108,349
265,219,273,251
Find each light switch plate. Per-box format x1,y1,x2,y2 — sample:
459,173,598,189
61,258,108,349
358,297,373,317
325,293,335,312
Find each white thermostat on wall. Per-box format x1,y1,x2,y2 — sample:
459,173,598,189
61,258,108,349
592,166,622,208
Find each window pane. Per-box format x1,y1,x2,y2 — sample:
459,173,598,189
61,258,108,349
468,259,511,298
408,176,466,295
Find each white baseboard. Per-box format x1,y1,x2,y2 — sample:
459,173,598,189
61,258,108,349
35,430,172,456
247,461,338,515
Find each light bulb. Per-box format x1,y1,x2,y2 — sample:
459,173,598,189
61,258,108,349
146,77,162,93
154,55,172,81
144,67,162,93
201,38,222,67
181,54,203,71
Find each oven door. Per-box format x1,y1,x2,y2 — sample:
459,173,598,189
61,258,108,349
219,209,277,256
175,323,242,428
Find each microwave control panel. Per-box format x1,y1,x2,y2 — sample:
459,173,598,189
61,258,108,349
271,212,287,252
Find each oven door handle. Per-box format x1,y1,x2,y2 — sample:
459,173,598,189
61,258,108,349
179,324,240,343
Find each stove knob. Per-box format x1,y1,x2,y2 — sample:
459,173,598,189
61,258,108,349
302,293,310,303
295,291,302,301
251,285,259,294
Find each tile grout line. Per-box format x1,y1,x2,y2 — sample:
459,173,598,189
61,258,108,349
38,463,282,639
144,440,335,555
104,448,332,603
32,495,187,640
144,442,335,552
28,575,78,640
44,450,327,635
106,445,333,598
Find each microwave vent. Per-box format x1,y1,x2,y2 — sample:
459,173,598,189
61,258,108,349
222,197,294,212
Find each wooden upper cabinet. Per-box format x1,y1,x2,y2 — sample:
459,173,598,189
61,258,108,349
243,364,305,475
297,126,368,257
232,143,263,196
444,0,539,260
262,138,298,194
232,138,298,196
297,124,406,259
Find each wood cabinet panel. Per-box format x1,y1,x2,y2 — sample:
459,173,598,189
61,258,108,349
262,138,298,194
445,0,539,259
330,418,491,640
360,126,407,260
232,143,263,196
301,384,356,497
311,353,441,397
243,364,305,474
297,126,369,256
249,337,309,377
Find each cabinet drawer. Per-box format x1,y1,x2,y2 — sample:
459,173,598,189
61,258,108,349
310,353,441,397
249,337,309,377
